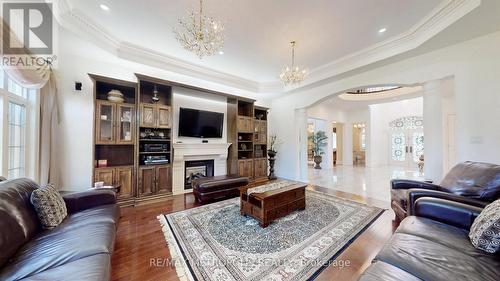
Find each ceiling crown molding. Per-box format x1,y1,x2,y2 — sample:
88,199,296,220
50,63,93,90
54,0,260,92
302,0,481,88
54,0,479,95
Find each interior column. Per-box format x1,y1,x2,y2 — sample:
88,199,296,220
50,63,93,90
296,108,309,182
423,80,444,181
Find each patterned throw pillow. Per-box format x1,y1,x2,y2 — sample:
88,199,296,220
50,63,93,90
469,199,500,253
30,184,68,229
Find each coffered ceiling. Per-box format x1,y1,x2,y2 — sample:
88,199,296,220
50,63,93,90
58,0,484,92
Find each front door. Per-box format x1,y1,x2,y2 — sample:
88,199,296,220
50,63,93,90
389,117,424,169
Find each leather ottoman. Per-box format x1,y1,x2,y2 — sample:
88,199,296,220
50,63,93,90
192,175,249,203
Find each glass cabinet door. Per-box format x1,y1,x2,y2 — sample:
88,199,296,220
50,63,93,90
96,101,115,144
117,104,135,144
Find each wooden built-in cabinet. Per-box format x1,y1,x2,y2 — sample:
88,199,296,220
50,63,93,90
140,103,172,128
91,75,138,206
94,166,134,200
136,75,173,203
138,165,172,196
230,101,269,181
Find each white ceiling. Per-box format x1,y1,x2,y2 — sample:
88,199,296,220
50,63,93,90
65,0,443,83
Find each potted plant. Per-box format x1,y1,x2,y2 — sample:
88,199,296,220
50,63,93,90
309,131,328,169
267,135,280,180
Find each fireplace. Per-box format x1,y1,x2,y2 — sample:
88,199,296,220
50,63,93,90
184,160,214,189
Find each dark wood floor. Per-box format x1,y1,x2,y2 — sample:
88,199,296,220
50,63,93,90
111,185,397,281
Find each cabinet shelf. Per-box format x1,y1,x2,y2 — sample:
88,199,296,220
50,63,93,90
139,151,170,155
139,163,170,167
139,139,171,142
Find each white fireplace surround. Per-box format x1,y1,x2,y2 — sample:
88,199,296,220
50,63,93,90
172,143,231,195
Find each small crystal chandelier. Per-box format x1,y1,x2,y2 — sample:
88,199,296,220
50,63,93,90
279,41,308,86
174,0,224,59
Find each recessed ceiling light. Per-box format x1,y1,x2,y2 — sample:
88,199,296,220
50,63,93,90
100,4,110,11
378,28,387,33
218,51,224,55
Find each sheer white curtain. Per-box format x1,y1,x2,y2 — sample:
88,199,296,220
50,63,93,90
1,19,60,186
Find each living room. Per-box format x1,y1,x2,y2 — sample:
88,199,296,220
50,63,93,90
0,0,499,281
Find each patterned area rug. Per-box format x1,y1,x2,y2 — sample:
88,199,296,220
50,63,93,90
158,181,383,281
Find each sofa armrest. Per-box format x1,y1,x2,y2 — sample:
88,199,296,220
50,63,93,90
407,188,488,216
62,190,116,214
391,179,441,190
413,197,483,230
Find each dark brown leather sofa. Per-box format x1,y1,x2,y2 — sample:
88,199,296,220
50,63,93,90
359,197,500,281
391,161,500,221
0,178,120,281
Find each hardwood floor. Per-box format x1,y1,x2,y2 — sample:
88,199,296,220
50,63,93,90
111,185,397,281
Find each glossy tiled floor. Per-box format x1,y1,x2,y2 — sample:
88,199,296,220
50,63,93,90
308,164,423,204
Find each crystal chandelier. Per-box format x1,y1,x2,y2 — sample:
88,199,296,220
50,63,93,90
279,41,308,85
174,0,224,59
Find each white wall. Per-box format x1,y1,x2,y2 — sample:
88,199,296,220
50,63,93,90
172,87,228,144
368,97,423,167
270,31,500,181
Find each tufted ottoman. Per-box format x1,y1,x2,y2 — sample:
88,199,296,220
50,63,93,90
192,175,249,204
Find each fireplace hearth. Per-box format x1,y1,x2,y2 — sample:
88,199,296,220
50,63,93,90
184,160,214,189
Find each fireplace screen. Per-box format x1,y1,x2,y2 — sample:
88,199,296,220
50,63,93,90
185,160,214,189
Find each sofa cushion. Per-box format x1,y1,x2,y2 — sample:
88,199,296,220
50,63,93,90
0,212,116,280
374,218,500,281
37,204,119,240
396,216,473,253
30,184,68,229
469,199,500,253
18,253,110,281
0,178,41,267
439,161,500,201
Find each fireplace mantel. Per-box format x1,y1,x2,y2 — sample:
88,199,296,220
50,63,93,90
172,143,232,194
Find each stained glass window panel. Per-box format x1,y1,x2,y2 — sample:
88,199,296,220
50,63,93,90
412,132,424,162
391,132,406,161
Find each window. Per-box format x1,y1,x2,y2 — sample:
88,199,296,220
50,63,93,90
8,78,28,99
7,102,26,178
0,69,38,180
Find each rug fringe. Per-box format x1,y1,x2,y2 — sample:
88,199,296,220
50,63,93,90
157,215,194,281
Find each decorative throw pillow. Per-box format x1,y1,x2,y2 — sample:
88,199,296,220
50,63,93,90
30,184,68,229
0,176,6,182
469,199,500,253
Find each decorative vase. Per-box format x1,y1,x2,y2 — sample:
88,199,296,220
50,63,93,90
313,155,323,169
267,150,277,180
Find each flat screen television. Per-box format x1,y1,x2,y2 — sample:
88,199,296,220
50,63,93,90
178,107,224,138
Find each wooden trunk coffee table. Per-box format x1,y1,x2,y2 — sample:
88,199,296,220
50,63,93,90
240,183,307,227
